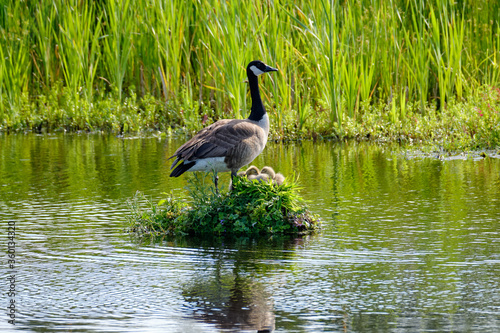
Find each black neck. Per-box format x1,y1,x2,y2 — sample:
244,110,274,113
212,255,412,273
247,73,265,121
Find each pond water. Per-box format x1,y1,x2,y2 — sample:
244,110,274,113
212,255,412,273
0,133,499,332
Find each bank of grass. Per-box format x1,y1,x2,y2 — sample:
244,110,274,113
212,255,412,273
6,84,499,150
1,0,499,149
340,86,500,150
126,173,320,237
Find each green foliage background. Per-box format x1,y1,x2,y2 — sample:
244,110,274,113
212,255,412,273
0,0,499,147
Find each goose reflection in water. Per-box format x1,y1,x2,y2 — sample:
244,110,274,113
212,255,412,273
183,271,275,332
180,236,311,332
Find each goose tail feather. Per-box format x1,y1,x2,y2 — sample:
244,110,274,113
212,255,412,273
169,161,196,177
170,157,181,170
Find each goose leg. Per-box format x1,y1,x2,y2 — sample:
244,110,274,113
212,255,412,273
213,172,220,195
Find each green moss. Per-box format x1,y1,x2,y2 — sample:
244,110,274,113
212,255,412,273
126,174,320,237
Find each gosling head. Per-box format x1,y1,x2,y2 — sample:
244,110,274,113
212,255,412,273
247,60,278,77
245,165,260,176
260,166,276,179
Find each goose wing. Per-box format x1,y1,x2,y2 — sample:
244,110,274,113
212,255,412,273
169,119,264,169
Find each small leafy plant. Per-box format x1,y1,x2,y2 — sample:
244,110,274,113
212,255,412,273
126,173,320,237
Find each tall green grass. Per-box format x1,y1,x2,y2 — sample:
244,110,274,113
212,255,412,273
0,1,31,126
0,0,499,138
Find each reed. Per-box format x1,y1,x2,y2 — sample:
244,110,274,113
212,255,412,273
402,0,431,114
0,0,498,146
0,1,31,126
102,0,134,101
32,2,56,91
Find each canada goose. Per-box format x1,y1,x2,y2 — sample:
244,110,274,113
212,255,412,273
169,60,278,190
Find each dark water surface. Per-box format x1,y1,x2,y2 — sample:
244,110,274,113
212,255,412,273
1,133,499,332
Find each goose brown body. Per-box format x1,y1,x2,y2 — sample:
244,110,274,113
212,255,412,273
169,118,268,176
169,60,277,184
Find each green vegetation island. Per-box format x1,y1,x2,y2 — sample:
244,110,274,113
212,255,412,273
127,173,321,237
1,0,499,150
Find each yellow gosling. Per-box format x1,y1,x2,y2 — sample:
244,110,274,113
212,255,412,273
245,165,260,176
261,166,285,185
273,172,285,185
248,173,270,182
260,166,276,179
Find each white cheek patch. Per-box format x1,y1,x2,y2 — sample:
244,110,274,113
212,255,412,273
250,65,264,76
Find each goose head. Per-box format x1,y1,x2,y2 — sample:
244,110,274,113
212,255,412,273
247,60,278,77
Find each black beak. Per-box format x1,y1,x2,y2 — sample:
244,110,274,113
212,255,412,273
265,65,278,72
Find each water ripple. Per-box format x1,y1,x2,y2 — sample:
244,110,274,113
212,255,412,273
0,135,499,332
